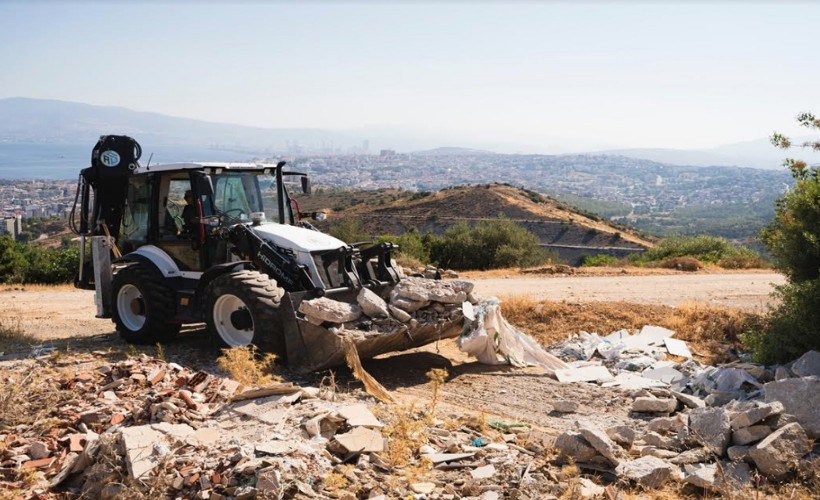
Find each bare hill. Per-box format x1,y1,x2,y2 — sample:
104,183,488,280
305,184,654,264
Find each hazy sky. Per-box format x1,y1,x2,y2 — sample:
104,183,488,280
1,1,817,151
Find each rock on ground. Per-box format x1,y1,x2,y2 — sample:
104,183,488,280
615,455,675,488
748,423,811,481
299,297,362,323
688,407,731,455
764,377,820,439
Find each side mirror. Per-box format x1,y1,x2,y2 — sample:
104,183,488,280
301,176,311,195
313,212,326,221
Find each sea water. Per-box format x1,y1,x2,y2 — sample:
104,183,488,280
0,143,260,179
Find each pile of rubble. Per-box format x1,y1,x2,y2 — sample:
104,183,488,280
0,352,561,499
298,276,478,337
550,339,820,492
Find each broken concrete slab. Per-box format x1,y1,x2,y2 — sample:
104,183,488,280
298,297,362,323
632,397,677,414
637,325,676,344
336,404,383,428
689,407,731,455
603,372,668,390
749,423,811,481
120,425,176,478
664,338,692,358
790,350,820,377
554,365,613,383
764,377,820,438
641,366,687,387
331,427,386,454
470,464,496,480
357,288,389,319
615,455,675,488
255,440,299,456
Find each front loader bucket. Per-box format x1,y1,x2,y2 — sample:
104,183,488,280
278,290,465,372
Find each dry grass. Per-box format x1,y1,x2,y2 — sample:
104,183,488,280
0,311,38,354
499,296,763,364
216,345,277,388
377,404,430,467
0,361,72,428
425,368,448,419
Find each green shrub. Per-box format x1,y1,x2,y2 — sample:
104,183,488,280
428,219,549,271
658,256,702,272
581,254,620,267
0,236,79,284
747,112,820,362
374,229,429,264
631,235,766,268
743,279,820,363
329,218,368,244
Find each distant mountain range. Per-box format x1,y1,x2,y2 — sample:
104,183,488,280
0,97,813,170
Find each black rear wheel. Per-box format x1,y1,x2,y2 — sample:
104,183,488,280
204,270,287,359
111,264,180,344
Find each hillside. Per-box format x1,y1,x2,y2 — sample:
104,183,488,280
302,184,654,265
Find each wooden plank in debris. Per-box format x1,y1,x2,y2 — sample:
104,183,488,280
230,383,300,402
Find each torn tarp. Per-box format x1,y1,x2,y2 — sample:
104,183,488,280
458,298,569,373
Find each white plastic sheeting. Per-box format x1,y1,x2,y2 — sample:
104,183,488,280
458,298,570,374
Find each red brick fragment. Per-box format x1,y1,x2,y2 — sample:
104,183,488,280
178,390,198,410
110,414,126,425
21,457,54,469
148,369,166,386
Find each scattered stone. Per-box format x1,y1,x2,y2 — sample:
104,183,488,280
748,423,811,481
689,407,731,455
388,305,412,323
790,350,820,377
730,402,783,430
299,297,362,323
731,425,771,446
470,464,496,479
28,441,49,460
670,447,711,465
331,427,386,454
672,391,706,409
615,455,675,488
684,461,751,492
554,432,602,464
764,377,820,438
632,397,677,414
727,445,752,462
552,400,579,413
606,426,636,448
579,426,624,466
357,288,390,319
576,477,605,498
410,482,436,494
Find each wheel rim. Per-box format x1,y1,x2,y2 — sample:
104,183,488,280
117,284,146,331
213,294,254,346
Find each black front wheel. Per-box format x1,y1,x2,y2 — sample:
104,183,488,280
204,270,287,358
111,265,180,344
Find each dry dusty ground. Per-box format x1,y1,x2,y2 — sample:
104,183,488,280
0,272,782,436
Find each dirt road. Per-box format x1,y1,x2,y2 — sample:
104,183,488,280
470,272,785,311
0,272,784,431
0,272,784,341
